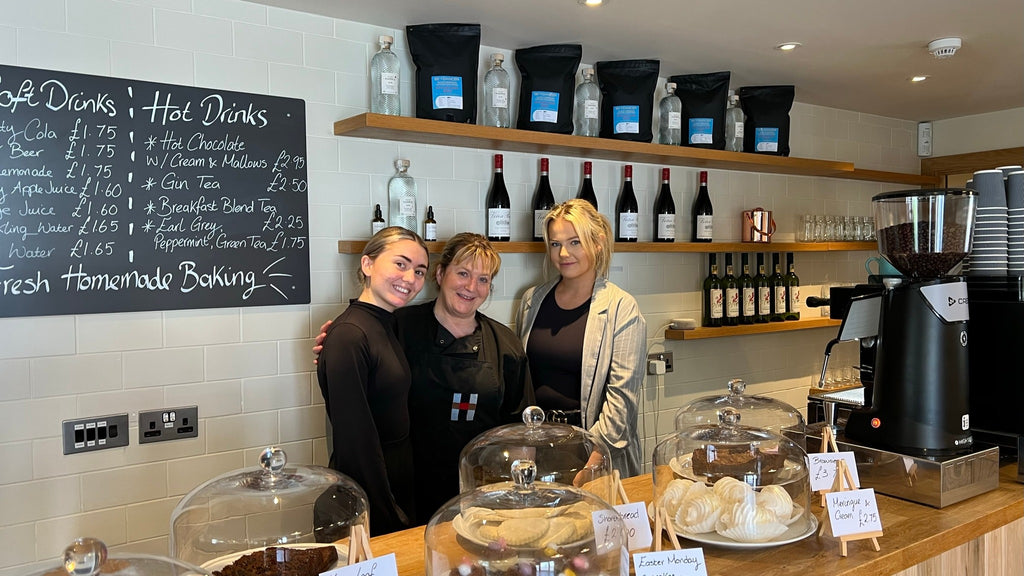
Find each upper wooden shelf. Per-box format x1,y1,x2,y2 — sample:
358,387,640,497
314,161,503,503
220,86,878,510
666,317,841,340
334,113,941,186
337,240,878,255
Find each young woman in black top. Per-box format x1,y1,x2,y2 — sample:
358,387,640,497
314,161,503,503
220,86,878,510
316,227,429,535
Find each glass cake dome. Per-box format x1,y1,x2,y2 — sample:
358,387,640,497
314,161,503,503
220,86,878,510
425,459,628,576
651,408,815,547
170,446,368,571
459,406,616,504
28,537,210,576
674,379,806,447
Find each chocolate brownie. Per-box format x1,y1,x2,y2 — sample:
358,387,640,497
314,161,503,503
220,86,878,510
213,546,338,576
691,446,785,484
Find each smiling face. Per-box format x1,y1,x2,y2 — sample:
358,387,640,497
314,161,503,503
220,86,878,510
359,239,429,311
547,217,597,283
435,255,493,321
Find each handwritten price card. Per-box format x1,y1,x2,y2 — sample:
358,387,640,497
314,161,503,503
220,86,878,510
809,452,860,491
825,488,883,537
633,548,708,576
614,501,653,551
322,552,397,576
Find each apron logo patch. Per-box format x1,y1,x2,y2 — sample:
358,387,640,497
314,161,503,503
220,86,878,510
451,393,478,421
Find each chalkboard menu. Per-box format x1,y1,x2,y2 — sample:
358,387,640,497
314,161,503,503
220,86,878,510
0,65,310,318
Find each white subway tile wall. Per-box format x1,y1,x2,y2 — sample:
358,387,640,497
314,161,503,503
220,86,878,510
0,0,967,572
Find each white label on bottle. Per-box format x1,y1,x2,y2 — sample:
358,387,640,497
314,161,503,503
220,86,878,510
667,111,681,130
371,221,386,235
726,287,739,317
399,196,415,217
488,208,511,237
534,209,549,239
758,286,771,315
424,222,437,242
689,117,714,144
492,87,509,109
380,72,399,95
619,212,638,239
431,75,464,110
788,285,801,313
775,285,787,313
584,99,599,119
710,288,723,318
530,91,560,123
695,215,713,240
657,214,675,240
743,287,756,317
734,122,744,138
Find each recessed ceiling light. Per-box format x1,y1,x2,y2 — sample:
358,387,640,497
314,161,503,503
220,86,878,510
910,75,929,83
578,0,605,6
775,42,802,51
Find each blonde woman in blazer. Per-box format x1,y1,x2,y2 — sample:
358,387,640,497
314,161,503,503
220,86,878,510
516,199,646,477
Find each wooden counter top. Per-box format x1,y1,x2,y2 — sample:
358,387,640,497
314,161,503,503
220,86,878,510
366,465,1023,576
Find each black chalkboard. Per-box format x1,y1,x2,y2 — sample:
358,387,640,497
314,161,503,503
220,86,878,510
0,64,310,317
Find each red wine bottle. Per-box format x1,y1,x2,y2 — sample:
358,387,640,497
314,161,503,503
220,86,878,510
691,170,713,242
486,154,511,241
739,253,756,325
577,160,598,210
616,164,639,242
754,252,771,323
532,157,556,241
654,167,676,242
769,253,786,322
785,252,801,321
723,253,739,326
702,253,723,327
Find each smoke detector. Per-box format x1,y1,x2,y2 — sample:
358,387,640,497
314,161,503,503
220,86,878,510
928,37,962,59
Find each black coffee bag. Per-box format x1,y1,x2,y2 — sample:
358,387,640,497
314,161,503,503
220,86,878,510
737,85,795,156
514,44,582,134
595,59,660,143
669,71,731,150
406,23,481,123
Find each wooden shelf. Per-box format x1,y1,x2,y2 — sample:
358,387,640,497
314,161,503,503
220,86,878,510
334,113,941,186
337,240,877,254
666,317,841,340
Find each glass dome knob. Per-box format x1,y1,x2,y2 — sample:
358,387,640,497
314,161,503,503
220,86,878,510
522,406,546,427
259,446,287,473
727,378,746,395
63,537,107,576
511,459,537,487
719,407,741,426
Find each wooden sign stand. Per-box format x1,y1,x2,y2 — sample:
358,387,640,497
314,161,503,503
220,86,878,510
651,505,681,552
346,524,374,565
613,470,630,505
817,426,843,506
818,459,882,557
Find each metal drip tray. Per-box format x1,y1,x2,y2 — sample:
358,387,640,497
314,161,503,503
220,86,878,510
807,425,1000,508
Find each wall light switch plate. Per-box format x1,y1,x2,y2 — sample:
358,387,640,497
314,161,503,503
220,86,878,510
138,405,198,444
63,414,129,454
918,121,933,157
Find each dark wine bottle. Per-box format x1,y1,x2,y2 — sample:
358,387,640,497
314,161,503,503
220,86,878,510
754,252,770,323
654,167,676,242
577,160,598,210
486,154,511,241
723,253,739,326
423,205,437,241
691,170,713,242
785,252,801,321
702,253,723,327
371,203,386,236
739,253,756,325
769,253,786,322
615,164,639,242
532,157,556,241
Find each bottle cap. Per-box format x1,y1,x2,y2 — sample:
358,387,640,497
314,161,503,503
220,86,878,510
541,157,549,172
379,35,393,44
492,53,504,63
662,167,670,181
623,165,632,178
666,82,677,91
494,154,503,170
583,161,592,175
583,67,595,77
699,170,708,184
395,158,410,170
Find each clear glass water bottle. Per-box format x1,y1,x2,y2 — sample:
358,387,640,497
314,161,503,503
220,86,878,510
388,159,417,232
658,82,682,145
482,53,511,128
573,67,600,137
370,35,400,116
725,90,744,152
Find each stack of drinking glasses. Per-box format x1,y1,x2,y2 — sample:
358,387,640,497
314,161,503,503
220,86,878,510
799,214,874,242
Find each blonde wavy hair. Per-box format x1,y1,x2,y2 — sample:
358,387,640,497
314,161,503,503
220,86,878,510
541,199,613,279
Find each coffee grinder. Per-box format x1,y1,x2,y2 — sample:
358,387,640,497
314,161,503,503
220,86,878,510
844,188,976,455
810,189,1001,507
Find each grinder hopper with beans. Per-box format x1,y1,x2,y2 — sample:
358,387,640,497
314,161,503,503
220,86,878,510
843,188,978,456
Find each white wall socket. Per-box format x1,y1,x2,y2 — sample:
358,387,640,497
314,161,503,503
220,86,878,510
918,121,933,157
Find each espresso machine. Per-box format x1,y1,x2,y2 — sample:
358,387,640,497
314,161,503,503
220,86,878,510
809,189,1001,507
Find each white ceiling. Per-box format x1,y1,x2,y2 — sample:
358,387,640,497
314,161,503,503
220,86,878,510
251,0,1023,122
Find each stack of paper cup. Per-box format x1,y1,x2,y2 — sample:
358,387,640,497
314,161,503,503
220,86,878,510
969,170,1008,276
1007,170,1024,274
